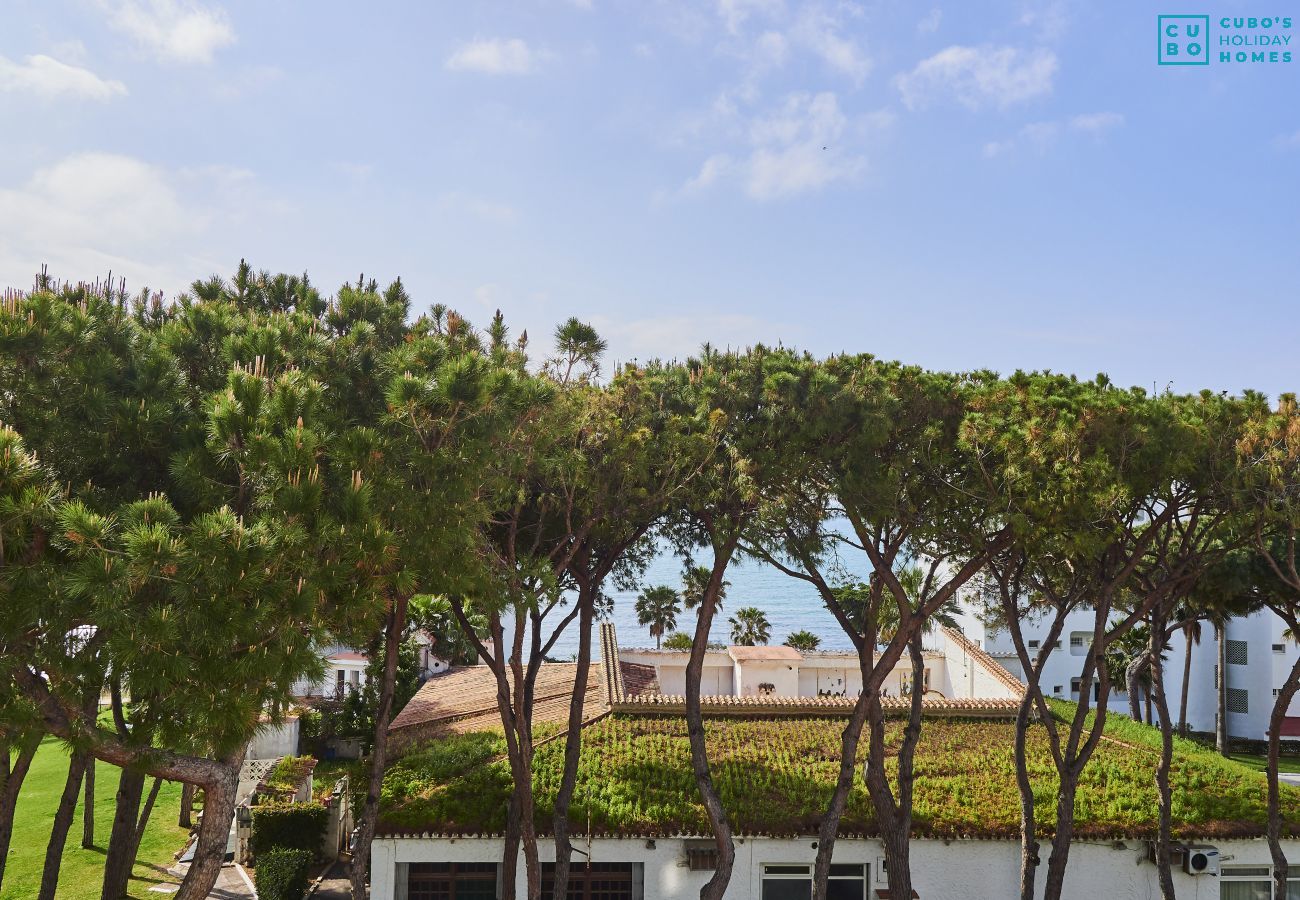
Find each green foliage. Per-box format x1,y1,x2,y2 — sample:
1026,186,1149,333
634,585,681,648
253,847,314,900
381,713,1300,839
662,632,692,651
264,755,314,795
250,803,328,857
728,606,771,645
783,629,821,651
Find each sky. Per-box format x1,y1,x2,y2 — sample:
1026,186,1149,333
2,0,1297,396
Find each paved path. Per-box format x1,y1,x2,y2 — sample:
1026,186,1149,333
311,860,353,900
158,862,256,899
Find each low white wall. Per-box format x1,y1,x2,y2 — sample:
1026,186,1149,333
372,834,1299,900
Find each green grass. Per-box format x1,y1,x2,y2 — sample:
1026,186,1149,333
1226,753,1300,774
379,710,1300,840
3,737,189,900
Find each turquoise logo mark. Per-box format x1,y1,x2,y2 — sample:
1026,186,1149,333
1159,15,1211,64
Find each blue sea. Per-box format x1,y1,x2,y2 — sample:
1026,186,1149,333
538,538,874,657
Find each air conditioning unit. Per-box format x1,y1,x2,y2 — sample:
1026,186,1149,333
1184,847,1220,876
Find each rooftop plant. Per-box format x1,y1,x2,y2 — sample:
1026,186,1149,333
379,711,1300,840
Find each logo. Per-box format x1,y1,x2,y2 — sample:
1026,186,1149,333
1158,14,1294,65
1159,15,1210,64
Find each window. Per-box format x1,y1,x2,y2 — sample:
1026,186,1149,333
1276,644,1287,654
1070,678,1081,694
900,669,931,697
761,864,867,900
685,841,718,872
1227,640,1249,666
542,862,641,900
408,863,497,900
1218,864,1299,899
1228,688,1250,714
1052,685,1063,696
1027,639,1040,650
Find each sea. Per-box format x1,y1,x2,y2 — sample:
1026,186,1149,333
536,536,875,658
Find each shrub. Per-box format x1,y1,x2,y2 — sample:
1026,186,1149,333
251,802,327,856
254,847,313,900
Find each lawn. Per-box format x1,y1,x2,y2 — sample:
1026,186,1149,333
2,737,189,900
1226,753,1300,774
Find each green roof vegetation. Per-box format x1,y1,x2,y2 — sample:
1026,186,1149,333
261,755,315,796
379,708,1300,840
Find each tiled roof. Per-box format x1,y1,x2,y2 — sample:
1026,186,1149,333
728,645,802,661
386,657,659,751
612,693,1020,716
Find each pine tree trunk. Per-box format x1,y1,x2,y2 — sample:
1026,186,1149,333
178,782,194,829
1179,627,1194,738
1149,631,1176,900
1217,623,1229,755
684,547,737,900
0,732,41,891
37,750,89,900
130,777,163,862
1014,688,1040,900
501,794,521,900
1268,653,1300,900
82,756,96,848
1042,777,1078,900
101,766,147,900
351,597,408,900
550,588,595,900
811,676,870,900
172,760,239,900
862,637,925,900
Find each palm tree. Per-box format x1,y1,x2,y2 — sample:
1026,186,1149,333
682,563,729,612
635,585,681,649
729,607,771,646
783,630,821,652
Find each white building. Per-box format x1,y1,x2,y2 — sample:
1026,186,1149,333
953,601,1300,742
371,623,1300,900
372,835,1300,900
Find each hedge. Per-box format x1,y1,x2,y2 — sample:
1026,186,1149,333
251,802,327,856
254,847,314,900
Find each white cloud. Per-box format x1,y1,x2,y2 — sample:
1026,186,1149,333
984,110,1123,157
101,0,235,64
1069,111,1124,133
0,153,276,294
436,192,520,226
1018,0,1071,41
895,45,1057,111
717,0,784,35
1274,129,1300,150
680,92,867,201
445,38,548,75
917,8,942,34
0,54,127,100
790,4,870,84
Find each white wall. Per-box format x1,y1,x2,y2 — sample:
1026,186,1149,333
245,717,298,761
959,601,1300,742
372,834,1299,900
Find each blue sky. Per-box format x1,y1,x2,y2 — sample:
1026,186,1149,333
2,1,1296,394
